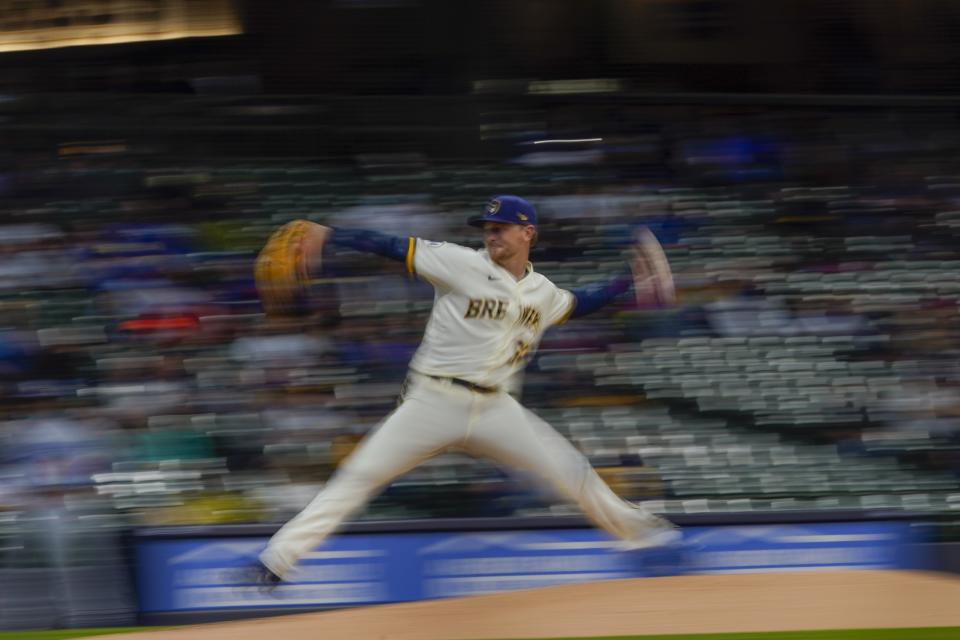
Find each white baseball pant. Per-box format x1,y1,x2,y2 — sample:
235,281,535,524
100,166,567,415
260,372,666,578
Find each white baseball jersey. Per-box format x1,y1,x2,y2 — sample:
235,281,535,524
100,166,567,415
404,238,576,390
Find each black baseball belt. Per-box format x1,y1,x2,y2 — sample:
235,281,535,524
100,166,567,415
427,375,499,395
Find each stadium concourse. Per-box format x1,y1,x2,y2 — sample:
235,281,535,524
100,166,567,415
2,130,960,531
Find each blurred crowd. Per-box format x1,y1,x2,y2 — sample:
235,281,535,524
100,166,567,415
0,98,959,536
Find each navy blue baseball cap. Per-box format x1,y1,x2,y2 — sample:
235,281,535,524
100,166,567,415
468,195,538,228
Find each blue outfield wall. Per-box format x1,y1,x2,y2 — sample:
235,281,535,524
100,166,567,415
134,515,927,616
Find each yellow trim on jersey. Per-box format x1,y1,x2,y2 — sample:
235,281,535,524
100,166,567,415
556,294,577,325
405,237,416,275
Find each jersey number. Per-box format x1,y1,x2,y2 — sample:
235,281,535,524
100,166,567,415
507,340,532,366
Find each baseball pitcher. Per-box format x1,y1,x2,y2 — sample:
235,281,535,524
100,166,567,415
251,195,679,588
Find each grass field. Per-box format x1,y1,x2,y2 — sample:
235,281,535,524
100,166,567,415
533,631,960,640
3,628,959,640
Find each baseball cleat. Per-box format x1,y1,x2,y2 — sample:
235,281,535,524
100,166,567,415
618,516,683,551
244,561,283,594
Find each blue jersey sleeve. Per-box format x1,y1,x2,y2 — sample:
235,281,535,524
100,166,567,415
329,227,410,262
568,269,633,319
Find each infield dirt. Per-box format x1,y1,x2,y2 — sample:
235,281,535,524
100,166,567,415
85,570,960,640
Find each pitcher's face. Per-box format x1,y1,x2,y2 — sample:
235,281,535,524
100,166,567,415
483,222,533,265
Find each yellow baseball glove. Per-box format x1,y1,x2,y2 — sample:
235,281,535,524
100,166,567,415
254,220,330,317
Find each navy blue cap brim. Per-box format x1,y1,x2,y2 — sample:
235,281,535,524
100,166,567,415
467,215,535,228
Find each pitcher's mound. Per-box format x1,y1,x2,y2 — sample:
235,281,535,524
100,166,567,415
89,570,960,640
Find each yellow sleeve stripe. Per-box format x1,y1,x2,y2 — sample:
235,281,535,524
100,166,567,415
405,237,416,275
556,294,577,325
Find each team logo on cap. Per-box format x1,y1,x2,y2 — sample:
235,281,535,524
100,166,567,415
517,212,528,221
485,199,501,215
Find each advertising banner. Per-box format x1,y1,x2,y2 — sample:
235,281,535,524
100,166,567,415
134,520,920,613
